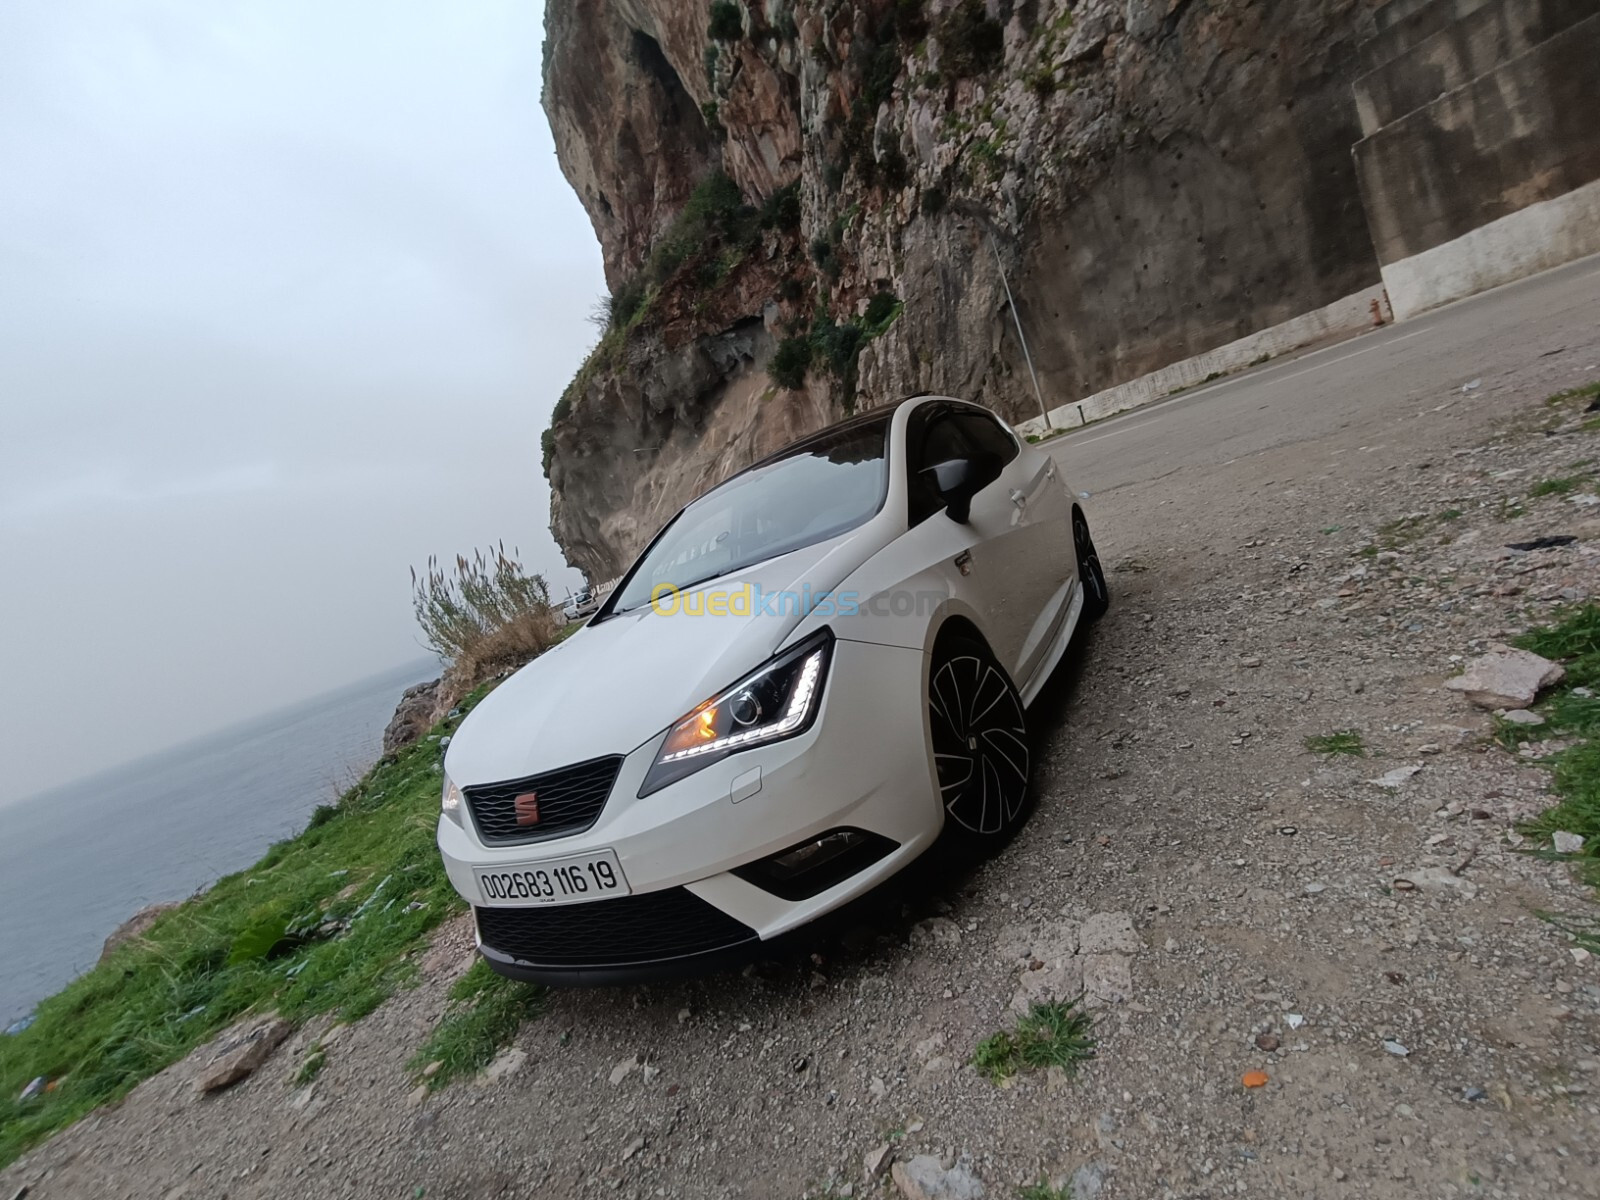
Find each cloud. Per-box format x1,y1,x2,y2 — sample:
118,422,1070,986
1,462,280,521
0,0,609,798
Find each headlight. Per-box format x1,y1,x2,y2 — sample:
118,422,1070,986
441,774,464,825
638,629,833,797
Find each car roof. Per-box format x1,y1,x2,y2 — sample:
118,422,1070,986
741,397,916,475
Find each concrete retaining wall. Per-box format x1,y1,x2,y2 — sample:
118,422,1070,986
1353,14,1600,266
1354,0,1595,134
1014,283,1390,438
1382,177,1600,318
1362,0,1500,66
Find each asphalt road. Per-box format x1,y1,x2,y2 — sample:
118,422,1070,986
1048,253,1600,524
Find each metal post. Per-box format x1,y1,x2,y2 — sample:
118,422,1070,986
987,230,1050,428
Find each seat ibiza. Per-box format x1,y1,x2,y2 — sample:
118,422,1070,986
438,396,1107,984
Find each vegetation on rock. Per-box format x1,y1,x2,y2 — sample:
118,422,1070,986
408,959,544,1090
0,690,497,1169
544,169,807,478
707,0,743,41
973,998,1096,1083
411,544,560,690
764,291,902,407
935,0,1005,79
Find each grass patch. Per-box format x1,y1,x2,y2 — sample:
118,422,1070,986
1515,603,1600,688
407,961,544,1090
1546,380,1600,406
1377,513,1430,546
973,999,1095,1084
1502,605,1600,895
1018,1182,1073,1200
0,694,491,1170
293,1043,327,1086
1304,730,1365,757
1529,476,1585,498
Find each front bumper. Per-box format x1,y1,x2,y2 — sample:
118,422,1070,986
437,637,940,983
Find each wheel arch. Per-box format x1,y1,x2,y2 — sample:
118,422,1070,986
930,613,990,659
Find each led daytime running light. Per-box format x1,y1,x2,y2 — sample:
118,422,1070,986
659,650,824,763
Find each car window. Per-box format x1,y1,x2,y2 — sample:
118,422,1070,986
955,410,1019,465
904,404,1020,525
608,418,892,614
906,407,975,526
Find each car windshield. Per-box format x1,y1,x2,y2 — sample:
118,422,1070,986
609,417,892,615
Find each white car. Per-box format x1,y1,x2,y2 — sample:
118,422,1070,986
438,396,1108,984
562,588,600,622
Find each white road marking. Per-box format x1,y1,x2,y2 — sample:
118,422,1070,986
1272,327,1432,384
1059,326,1436,450
1073,419,1158,448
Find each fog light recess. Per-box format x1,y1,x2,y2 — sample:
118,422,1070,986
732,828,898,901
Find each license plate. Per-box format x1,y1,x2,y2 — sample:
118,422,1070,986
474,849,630,907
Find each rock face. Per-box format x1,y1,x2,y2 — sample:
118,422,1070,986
542,0,1386,580
544,0,723,287
99,901,180,964
382,678,442,755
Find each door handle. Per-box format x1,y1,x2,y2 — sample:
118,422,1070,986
953,549,973,576
1009,488,1027,508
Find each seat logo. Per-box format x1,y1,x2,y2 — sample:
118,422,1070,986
513,792,541,826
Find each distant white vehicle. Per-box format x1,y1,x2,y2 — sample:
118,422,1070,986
437,396,1108,985
561,588,600,622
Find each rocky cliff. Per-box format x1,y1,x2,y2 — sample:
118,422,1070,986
542,0,1385,581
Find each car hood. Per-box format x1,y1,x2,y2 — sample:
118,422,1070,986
444,529,885,785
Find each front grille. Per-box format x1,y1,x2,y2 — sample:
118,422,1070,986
475,888,758,967
463,756,624,845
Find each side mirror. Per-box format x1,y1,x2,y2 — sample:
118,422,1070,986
923,453,1003,524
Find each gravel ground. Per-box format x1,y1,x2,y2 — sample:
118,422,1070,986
7,289,1600,1200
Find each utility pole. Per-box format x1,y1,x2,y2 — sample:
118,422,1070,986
987,231,1049,428
954,213,1051,428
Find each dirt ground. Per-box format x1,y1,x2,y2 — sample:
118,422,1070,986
7,264,1600,1200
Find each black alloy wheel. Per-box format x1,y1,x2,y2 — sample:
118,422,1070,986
1074,509,1110,621
928,634,1032,846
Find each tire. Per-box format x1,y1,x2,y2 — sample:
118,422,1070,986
1073,508,1110,622
928,633,1032,848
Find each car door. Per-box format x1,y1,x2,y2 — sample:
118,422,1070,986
814,400,1070,686
881,403,1041,679
951,407,1076,684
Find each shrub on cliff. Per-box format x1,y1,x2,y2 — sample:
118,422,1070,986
708,1,743,41
769,335,812,389
863,290,902,334
759,181,802,232
411,544,560,689
936,0,1004,77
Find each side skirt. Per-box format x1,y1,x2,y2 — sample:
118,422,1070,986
1018,584,1084,709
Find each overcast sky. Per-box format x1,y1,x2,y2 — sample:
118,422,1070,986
0,0,605,802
